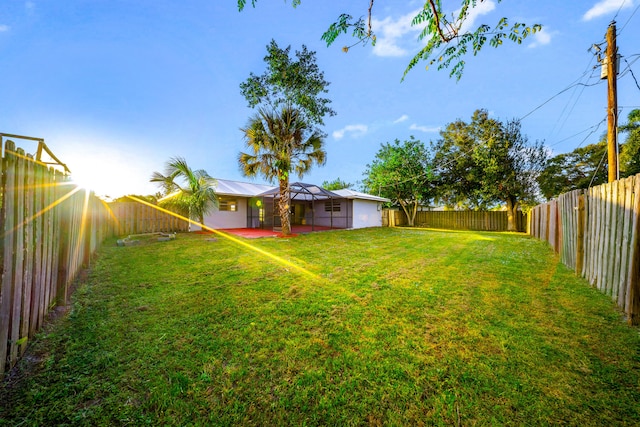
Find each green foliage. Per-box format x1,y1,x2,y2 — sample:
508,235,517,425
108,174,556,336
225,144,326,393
150,157,218,224
406,4,542,80
238,1,541,80
363,137,433,225
239,107,326,235
537,142,608,200
321,14,370,50
239,40,335,127
321,177,354,191
620,109,640,176
432,110,547,229
237,0,300,11
239,108,326,182
3,229,640,425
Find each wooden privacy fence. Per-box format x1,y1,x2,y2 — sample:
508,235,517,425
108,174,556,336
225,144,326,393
0,137,194,375
385,209,526,232
529,173,640,324
0,138,115,375
110,201,189,235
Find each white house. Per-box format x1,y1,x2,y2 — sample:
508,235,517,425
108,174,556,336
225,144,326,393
198,179,272,229
332,188,389,229
197,179,389,231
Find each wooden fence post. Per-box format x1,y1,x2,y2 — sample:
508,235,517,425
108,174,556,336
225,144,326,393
9,148,26,370
57,204,71,305
627,176,640,325
0,140,17,375
576,194,585,276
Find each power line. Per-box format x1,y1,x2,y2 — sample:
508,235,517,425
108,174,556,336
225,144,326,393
613,0,629,21
588,148,608,188
618,53,640,77
519,80,604,121
546,117,607,149
619,4,640,33
546,57,600,141
622,57,640,92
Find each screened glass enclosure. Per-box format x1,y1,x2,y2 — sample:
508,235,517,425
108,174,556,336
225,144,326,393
247,182,352,230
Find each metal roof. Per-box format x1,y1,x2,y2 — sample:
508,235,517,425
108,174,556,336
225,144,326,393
214,178,274,197
211,178,389,203
257,182,340,201
332,189,390,203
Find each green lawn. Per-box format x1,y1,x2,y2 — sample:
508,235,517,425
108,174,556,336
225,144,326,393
2,228,639,426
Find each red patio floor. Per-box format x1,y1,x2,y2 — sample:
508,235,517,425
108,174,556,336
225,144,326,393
219,225,340,239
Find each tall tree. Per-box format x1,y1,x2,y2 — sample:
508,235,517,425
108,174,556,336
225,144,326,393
537,142,608,200
240,39,335,127
620,109,640,177
363,137,433,227
431,113,490,209
321,177,353,191
150,157,218,226
237,1,541,80
239,107,326,235
432,110,547,231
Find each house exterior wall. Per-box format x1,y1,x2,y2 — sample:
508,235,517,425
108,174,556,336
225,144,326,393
352,199,383,228
305,199,349,228
197,197,249,230
301,199,382,229
194,194,383,231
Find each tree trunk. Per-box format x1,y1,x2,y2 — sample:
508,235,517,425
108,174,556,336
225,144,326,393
506,197,519,232
399,201,416,227
278,177,291,235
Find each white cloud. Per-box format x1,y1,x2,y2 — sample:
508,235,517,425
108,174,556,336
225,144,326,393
409,123,440,133
458,0,497,34
528,28,553,49
371,9,422,57
583,0,633,21
332,124,368,140
393,114,409,124
0,25,10,32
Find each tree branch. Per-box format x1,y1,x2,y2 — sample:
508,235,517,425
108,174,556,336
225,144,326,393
427,0,455,42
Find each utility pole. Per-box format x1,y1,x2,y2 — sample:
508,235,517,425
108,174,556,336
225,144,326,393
605,21,618,182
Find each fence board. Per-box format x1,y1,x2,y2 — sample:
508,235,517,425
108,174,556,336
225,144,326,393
618,176,634,308
596,184,606,291
30,162,43,336
585,186,595,283
0,141,17,374
20,153,35,356
627,176,640,323
607,182,617,297
612,180,623,302
9,148,26,368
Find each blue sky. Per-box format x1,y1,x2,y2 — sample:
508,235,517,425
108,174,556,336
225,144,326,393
1,0,639,198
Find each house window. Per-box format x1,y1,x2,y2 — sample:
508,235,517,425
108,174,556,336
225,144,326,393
324,200,341,212
219,197,238,212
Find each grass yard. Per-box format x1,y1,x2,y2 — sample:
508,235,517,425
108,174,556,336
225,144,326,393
1,227,639,426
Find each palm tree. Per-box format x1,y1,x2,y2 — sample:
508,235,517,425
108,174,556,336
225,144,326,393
150,157,218,227
239,107,326,235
